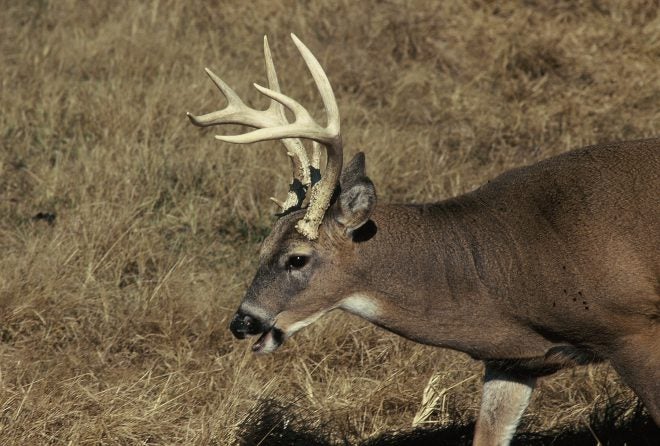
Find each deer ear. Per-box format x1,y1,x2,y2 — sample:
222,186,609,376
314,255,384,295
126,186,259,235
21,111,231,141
333,152,377,234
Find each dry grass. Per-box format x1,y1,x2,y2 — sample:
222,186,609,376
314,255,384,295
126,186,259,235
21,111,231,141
1,0,658,444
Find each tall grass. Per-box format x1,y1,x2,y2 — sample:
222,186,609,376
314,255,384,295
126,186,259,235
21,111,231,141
1,1,658,444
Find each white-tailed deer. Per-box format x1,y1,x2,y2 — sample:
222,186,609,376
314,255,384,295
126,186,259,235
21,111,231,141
188,35,660,445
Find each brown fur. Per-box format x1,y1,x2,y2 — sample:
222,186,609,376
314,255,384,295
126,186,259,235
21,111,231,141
235,138,659,444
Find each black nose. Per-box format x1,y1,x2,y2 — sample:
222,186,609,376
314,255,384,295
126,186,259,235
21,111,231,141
229,312,265,339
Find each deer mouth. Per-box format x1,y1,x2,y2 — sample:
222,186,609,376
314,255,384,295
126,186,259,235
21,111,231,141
230,310,284,353
251,327,285,354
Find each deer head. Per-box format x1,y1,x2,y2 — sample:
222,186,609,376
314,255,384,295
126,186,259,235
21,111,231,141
188,35,376,353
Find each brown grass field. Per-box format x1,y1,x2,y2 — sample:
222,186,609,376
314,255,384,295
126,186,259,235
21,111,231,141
1,1,659,444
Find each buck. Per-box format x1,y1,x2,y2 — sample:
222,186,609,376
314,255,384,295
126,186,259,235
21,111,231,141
188,34,660,445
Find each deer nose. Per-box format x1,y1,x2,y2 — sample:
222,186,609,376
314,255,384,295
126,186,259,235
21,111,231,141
229,311,266,339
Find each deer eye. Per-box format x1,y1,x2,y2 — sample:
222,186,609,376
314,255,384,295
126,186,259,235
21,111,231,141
286,255,309,271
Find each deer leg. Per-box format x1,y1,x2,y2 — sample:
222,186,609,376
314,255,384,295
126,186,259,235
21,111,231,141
473,364,536,446
607,330,660,424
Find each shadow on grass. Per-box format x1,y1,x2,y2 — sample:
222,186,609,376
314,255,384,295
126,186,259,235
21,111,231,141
236,398,659,446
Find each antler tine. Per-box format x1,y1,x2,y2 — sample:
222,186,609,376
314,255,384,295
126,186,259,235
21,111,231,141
263,38,310,183
290,34,340,133
187,68,275,129
263,36,311,211
311,141,322,170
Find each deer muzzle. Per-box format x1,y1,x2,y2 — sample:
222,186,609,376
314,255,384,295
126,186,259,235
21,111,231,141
229,311,266,339
229,310,284,354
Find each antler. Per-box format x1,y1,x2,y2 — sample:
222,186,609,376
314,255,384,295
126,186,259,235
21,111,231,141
187,36,312,212
187,34,343,240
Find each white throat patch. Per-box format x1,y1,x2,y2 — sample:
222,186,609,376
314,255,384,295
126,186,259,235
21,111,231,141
283,311,325,336
340,294,380,321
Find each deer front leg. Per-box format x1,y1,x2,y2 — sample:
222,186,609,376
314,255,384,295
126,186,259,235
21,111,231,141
473,363,536,446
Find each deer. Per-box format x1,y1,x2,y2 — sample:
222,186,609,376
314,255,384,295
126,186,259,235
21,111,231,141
187,34,660,446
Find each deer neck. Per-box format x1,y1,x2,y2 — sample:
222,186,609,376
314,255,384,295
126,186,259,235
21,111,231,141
339,197,549,359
